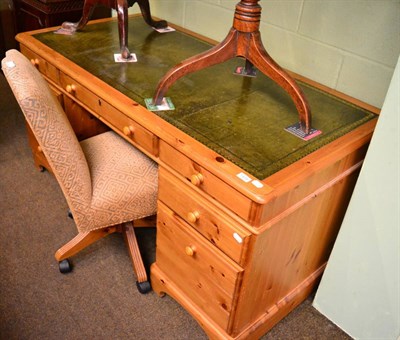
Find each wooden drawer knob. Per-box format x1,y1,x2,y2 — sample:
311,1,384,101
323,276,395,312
185,245,196,257
187,211,200,223
30,58,39,67
123,125,135,136
190,173,204,186
37,145,42,153
66,84,76,93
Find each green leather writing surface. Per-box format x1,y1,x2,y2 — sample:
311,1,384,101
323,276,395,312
35,17,376,179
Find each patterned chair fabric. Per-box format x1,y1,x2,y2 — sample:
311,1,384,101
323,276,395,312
1,49,158,234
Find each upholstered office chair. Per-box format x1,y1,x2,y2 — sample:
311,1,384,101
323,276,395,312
2,49,158,293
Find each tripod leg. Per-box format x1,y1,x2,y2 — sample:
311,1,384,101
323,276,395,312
117,0,131,59
62,0,97,32
153,28,238,105
137,0,167,29
247,32,311,133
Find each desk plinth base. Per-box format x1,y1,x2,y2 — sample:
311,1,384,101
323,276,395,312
151,263,324,339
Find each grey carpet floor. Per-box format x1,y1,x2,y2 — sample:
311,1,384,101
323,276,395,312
0,72,351,339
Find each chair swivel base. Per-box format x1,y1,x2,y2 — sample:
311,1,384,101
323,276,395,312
58,258,152,294
55,222,155,294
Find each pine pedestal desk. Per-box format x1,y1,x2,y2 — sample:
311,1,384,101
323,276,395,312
16,16,378,339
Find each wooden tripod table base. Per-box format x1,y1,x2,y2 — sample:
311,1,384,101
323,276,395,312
61,0,167,60
153,0,311,133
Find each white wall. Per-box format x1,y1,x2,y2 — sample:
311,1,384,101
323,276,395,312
128,0,399,108
312,56,400,339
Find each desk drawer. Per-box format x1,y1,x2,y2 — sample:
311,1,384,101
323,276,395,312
159,140,252,221
59,72,158,156
156,202,243,331
20,46,59,84
97,100,159,156
159,167,250,265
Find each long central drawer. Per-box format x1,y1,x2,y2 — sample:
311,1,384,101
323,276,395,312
58,71,158,156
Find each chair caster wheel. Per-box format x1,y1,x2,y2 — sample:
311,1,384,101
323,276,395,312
67,209,73,219
59,259,72,273
136,280,151,294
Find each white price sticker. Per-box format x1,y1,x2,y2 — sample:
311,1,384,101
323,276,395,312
233,232,243,244
237,172,252,183
252,180,264,188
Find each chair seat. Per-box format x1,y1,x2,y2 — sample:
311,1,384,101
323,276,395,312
74,131,158,232
2,49,158,291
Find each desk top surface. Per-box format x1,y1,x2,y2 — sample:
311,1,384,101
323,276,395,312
32,17,376,179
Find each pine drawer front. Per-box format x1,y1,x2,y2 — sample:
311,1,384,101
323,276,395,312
59,72,158,156
96,99,158,156
20,46,59,84
156,202,244,331
159,167,250,265
159,140,252,222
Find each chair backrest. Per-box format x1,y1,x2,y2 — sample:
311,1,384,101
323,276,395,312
2,49,92,218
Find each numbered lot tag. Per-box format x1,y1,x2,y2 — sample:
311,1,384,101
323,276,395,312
285,122,322,141
145,97,175,111
114,53,137,63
